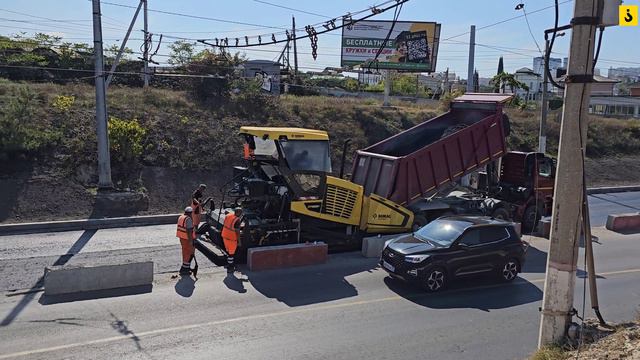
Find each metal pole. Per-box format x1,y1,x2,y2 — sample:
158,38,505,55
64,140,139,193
539,39,550,154
143,0,149,88
292,16,298,78
106,0,143,88
582,179,606,325
383,70,391,106
92,0,113,189
538,0,599,347
466,25,475,93
444,67,449,94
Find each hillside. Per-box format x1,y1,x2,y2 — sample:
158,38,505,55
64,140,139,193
1,79,639,223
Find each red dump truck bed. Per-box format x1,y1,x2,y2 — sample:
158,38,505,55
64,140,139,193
351,93,512,206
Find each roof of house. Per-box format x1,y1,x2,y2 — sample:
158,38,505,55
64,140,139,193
558,74,620,83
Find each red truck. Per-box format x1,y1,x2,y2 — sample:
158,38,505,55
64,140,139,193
350,93,555,231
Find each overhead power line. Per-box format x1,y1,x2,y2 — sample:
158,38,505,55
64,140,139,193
100,1,289,31
252,0,330,18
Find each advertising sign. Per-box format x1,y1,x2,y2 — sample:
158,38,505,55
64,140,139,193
341,20,441,72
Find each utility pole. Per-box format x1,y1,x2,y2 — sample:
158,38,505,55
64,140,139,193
143,0,149,88
383,70,392,106
539,39,550,154
466,25,475,93
106,0,143,88
292,16,299,79
538,0,599,346
444,67,449,94
91,0,113,189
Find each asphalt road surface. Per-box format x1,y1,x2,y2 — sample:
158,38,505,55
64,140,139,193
0,192,639,359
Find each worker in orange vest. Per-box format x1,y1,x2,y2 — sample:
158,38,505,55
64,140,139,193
176,206,196,276
191,184,207,229
221,208,243,273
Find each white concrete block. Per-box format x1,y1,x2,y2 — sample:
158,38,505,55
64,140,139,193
362,234,404,258
44,261,154,295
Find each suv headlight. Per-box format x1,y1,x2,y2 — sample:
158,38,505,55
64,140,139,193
404,254,430,263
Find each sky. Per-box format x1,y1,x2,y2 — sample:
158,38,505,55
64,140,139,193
1,0,639,79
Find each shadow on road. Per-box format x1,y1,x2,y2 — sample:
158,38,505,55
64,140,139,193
0,229,97,326
384,275,542,312
39,285,153,305
590,194,640,212
174,275,196,297
224,273,248,293
522,246,548,273
246,253,379,307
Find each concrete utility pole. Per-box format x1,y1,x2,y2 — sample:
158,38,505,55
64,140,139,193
538,0,599,346
383,70,392,106
466,25,475,93
539,39,550,154
106,0,143,88
143,0,149,88
91,0,113,188
444,67,449,94
292,16,298,78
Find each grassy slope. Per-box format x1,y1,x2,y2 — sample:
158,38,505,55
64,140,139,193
0,79,639,222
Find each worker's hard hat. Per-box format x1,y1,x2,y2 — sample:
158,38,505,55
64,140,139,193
184,206,193,213
234,207,242,212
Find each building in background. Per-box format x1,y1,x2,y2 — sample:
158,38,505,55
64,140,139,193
608,67,640,82
589,96,640,118
514,67,541,100
239,60,282,95
629,82,640,97
533,56,562,76
358,72,384,85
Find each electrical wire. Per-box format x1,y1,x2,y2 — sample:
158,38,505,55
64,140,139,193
518,4,543,56
100,1,289,31
252,0,330,18
546,0,564,90
200,0,407,49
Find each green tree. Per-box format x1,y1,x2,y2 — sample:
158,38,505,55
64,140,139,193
490,72,528,94
168,40,197,67
105,44,133,61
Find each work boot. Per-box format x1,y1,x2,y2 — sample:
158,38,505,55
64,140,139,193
226,264,235,274
179,266,191,276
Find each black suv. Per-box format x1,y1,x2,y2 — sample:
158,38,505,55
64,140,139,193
380,216,527,292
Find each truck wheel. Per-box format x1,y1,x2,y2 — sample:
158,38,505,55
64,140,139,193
491,207,511,221
523,205,541,233
412,215,428,231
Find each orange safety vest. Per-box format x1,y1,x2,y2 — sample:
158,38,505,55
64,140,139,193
191,199,202,226
243,143,254,160
221,213,240,243
176,214,195,240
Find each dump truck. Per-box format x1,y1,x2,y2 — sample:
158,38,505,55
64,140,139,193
201,93,555,257
350,93,555,231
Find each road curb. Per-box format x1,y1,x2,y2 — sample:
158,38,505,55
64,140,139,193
0,214,180,235
0,185,638,236
586,185,640,195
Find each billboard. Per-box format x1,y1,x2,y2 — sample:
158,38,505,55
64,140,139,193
341,20,441,72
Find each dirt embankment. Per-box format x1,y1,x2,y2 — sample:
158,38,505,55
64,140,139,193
1,80,639,224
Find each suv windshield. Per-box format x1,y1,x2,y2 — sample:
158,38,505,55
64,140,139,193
414,219,469,247
280,140,332,172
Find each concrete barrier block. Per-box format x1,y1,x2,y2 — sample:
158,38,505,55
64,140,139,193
44,261,154,295
362,234,403,258
247,243,327,271
513,223,522,237
537,217,552,238
606,213,640,233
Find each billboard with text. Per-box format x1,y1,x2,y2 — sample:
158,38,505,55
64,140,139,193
341,20,441,72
